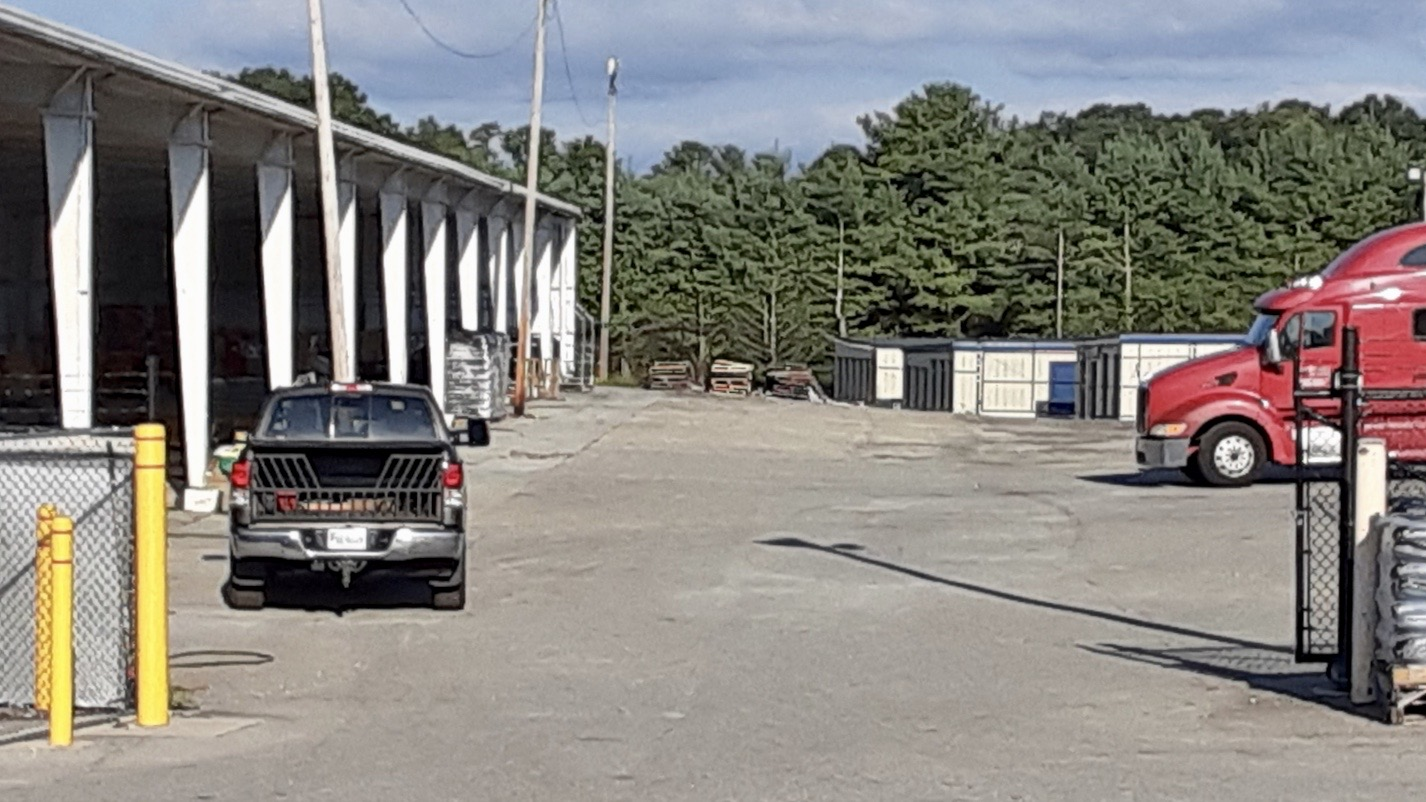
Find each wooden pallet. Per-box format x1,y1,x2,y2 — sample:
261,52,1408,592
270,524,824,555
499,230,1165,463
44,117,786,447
1376,663,1426,724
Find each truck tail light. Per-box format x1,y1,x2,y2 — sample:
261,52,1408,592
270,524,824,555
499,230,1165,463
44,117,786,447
442,462,464,489
229,459,251,489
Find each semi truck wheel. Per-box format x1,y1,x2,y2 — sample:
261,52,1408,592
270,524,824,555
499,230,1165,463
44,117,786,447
1193,422,1265,487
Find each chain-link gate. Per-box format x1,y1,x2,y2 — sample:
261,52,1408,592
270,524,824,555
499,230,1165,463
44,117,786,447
1292,327,1426,669
0,430,134,710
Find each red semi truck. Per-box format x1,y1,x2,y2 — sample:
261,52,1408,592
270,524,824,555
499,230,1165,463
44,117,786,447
1136,221,1426,486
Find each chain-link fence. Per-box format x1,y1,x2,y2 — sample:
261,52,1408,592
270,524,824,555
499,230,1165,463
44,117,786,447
0,430,134,710
1296,478,1343,661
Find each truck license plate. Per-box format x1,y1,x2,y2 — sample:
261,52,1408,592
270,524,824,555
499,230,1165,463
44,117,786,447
325,527,368,551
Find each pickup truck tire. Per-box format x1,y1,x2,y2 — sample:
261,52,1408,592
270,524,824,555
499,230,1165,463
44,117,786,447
1193,422,1265,487
431,580,466,611
221,579,266,610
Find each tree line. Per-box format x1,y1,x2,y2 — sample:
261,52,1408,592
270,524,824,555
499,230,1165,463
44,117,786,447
230,68,1426,378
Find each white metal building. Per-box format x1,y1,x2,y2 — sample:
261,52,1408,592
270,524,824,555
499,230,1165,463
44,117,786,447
1076,334,1244,421
0,6,583,505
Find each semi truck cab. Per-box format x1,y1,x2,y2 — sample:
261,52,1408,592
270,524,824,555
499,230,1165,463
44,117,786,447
1136,222,1426,486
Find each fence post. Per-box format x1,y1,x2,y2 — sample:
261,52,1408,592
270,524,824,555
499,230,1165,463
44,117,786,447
34,503,55,712
134,423,170,727
48,515,74,748
1352,438,1388,704
1337,326,1361,679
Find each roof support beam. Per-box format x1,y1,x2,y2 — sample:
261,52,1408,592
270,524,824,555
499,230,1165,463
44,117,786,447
258,134,295,390
455,204,481,333
168,105,211,497
42,70,95,429
533,223,555,390
421,184,449,410
556,220,578,382
379,171,409,383
336,151,358,381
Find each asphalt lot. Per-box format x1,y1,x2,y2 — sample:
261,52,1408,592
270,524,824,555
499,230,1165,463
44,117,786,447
1,388,1417,801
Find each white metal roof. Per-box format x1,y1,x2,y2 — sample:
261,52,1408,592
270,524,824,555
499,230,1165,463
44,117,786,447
0,3,581,218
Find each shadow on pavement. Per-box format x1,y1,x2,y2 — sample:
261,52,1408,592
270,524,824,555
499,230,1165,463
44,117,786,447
256,574,438,615
756,536,1287,653
1080,643,1361,718
171,649,275,669
1077,465,1307,488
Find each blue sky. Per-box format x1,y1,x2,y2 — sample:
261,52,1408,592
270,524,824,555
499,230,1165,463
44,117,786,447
9,0,1426,171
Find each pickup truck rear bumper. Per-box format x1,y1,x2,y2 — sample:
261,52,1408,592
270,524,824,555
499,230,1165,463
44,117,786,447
1136,436,1190,469
230,524,464,563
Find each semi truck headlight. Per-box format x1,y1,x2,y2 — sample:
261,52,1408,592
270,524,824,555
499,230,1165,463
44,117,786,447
1149,422,1188,438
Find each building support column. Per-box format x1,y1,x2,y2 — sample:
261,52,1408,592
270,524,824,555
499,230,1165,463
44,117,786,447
422,189,449,410
557,221,578,382
42,72,95,430
337,153,359,380
454,194,488,332
380,173,408,383
257,134,295,390
168,107,212,501
494,213,514,336
534,224,554,380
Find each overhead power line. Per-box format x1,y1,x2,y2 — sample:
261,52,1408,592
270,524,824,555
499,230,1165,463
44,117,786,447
551,0,596,128
396,0,538,60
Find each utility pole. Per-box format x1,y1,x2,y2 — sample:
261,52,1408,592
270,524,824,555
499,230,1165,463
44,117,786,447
1055,228,1064,340
1123,214,1133,330
306,0,353,382
597,56,619,381
512,0,549,416
835,217,847,338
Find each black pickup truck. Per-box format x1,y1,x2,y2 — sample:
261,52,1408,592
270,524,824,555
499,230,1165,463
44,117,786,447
224,382,486,610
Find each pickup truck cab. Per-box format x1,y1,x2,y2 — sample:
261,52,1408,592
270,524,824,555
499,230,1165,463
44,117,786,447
1137,222,1426,486
225,382,481,610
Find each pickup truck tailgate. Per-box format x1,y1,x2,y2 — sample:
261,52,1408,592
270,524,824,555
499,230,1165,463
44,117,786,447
248,446,447,523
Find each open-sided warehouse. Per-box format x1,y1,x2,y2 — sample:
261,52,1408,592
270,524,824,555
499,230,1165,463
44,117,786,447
1076,333,1243,421
0,7,583,504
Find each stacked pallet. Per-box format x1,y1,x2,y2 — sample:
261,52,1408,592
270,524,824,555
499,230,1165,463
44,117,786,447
708,360,754,397
647,361,695,391
767,365,815,400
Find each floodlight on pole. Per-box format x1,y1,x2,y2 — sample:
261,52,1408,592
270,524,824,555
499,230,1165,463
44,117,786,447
1410,165,1426,222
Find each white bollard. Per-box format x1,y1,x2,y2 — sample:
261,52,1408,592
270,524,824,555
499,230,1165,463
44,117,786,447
1353,438,1388,705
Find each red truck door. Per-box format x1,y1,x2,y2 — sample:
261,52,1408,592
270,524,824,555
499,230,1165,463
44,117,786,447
1262,310,1341,412
1260,310,1342,462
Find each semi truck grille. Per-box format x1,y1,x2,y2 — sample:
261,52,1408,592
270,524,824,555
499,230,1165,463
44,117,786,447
1137,387,1149,434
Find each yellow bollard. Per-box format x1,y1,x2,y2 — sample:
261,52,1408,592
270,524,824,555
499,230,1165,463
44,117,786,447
34,503,55,713
49,515,74,748
134,422,169,727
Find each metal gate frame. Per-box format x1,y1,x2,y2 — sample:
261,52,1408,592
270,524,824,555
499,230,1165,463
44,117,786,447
1292,328,1357,664
1292,327,1426,666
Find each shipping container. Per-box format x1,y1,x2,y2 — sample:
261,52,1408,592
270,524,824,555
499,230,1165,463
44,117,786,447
832,337,1076,417
1075,333,1244,421
951,339,1079,418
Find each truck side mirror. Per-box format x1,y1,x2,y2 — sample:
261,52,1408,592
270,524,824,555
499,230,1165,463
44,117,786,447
1263,332,1285,366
